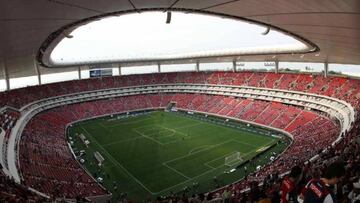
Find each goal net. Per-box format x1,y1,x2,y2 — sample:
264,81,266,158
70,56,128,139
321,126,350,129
225,152,243,166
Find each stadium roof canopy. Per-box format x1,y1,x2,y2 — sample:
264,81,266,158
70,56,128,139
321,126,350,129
0,0,359,78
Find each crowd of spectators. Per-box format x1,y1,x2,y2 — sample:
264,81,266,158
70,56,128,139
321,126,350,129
0,169,46,202
0,109,18,131
17,93,340,201
0,72,358,202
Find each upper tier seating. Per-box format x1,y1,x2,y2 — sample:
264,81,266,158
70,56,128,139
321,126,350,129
0,72,358,111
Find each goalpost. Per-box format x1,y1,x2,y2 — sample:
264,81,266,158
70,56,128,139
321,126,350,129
225,152,243,166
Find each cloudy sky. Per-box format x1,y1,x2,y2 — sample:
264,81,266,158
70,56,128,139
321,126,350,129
51,11,307,65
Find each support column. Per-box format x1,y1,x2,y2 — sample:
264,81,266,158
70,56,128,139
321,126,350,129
324,61,328,78
118,64,121,76
33,59,41,85
158,62,161,73
2,60,9,91
196,61,200,72
232,59,237,72
275,60,279,74
78,66,81,80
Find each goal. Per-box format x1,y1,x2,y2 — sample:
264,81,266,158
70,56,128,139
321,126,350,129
225,152,243,166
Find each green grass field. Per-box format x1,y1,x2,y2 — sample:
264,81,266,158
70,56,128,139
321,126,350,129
68,111,288,201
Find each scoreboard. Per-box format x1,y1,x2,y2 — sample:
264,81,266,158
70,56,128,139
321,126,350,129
89,68,113,77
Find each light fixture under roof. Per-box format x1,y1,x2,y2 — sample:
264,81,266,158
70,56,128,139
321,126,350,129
262,26,270,35
62,32,73,39
166,11,172,24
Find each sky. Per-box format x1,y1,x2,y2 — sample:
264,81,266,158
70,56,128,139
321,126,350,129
50,11,308,66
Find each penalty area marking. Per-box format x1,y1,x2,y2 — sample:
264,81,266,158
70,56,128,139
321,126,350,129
204,151,243,169
154,140,271,195
79,125,156,195
188,145,212,155
164,140,234,166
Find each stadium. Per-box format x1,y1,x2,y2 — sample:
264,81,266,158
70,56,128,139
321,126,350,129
0,1,359,202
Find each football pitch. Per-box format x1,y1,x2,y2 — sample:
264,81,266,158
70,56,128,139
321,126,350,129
68,111,288,200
